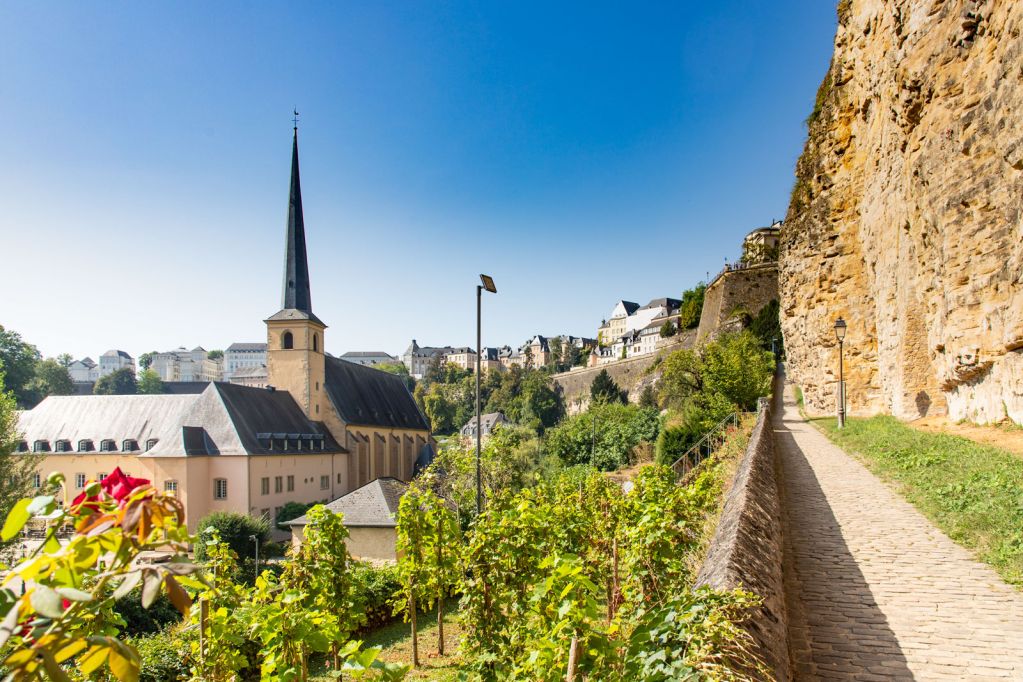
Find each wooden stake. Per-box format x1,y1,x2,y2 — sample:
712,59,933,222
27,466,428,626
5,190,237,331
437,516,445,656
566,636,580,681
411,593,420,668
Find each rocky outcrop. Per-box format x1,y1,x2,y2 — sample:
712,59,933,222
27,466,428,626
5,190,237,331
781,0,1023,423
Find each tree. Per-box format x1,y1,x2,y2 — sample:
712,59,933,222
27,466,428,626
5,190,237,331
194,510,271,564
678,283,706,330
56,353,74,368
374,361,415,391
29,358,73,399
137,368,165,394
518,371,563,431
138,351,157,370
638,384,658,409
276,501,314,529
0,325,42,407
749,299,782,353
659,320,677,338
421,383,459,435
0,370,40,555
544,402,659,470
701,331,775,410
657,348,705,409
208,349,224,361
548,337,564,371
94,366,137,395
590,369,624,405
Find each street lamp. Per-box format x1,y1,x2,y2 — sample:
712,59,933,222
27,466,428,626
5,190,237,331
476,274,497,515
249,533,260,578
834,318,847,428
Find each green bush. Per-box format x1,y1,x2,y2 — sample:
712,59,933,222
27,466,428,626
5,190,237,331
351,562,402,630
544,403,659,470
129,630,190,682
114,588,182,637
275,501,313,530
655,425,689,466
194,511,271,563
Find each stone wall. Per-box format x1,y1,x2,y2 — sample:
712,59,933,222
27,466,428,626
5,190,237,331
551,332,695,413
697,264,779,343
695,397,788,680
780,0,1023,424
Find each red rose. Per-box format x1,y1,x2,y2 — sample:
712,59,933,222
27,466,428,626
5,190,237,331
71,467,150,512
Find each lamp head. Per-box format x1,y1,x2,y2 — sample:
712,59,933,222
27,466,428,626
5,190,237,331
834,317,847,341
480,274,497,294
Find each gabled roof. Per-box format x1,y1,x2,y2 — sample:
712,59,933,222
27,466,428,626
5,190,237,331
460,412,508,437
16,383,344,458
639,297,682,311
230,365,268,378
287,477,409,528
101,350,132,360
324,356,429,430
226,342,267,352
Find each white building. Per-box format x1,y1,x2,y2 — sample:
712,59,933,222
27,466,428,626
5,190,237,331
99,350,134,377
624,298,682,334
228,364,268,388
339,351,397,367
403,340,455,379
223,343,267,381
151,347,222,382
68,358,100,383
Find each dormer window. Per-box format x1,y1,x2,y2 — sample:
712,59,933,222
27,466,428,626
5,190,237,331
77,439,94,452
16,441,28,453
33,440,50,453
55,439,72,453
100,439,116,452
122,439,139,452
145,438,158,452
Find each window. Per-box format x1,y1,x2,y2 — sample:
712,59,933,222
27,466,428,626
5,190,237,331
261,477,269,495
313,334,318,352
77,440,93,452
32,473,40,489
282,331,293,349
16,441,28,453
55,439,71,453
97,473,107,482
75,473,86,489
274,476,282,493
320,475,329,490
214,479,228,500
122,439,138,452
145,438,158,452
100,439,116,452
337,473,342,484
164,480,177,493
286,475,294,492
33,440,49,453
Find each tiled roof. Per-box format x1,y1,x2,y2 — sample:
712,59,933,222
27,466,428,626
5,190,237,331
324,356,429,430
287,477,409,528
226,342,267,352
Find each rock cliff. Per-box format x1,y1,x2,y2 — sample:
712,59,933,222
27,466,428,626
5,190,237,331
780,0,1023,424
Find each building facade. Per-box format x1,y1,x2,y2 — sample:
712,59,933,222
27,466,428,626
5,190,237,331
338,351,397,367
99,350,135,377
151,347,223,382
223,343,268,381
68,358,100,384
15,128,431,531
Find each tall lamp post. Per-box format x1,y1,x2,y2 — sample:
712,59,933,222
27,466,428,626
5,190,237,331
476,274,497,515
834,318,847,428
249,534,260,578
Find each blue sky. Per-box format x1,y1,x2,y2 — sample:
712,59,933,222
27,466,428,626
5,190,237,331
0,2,837,360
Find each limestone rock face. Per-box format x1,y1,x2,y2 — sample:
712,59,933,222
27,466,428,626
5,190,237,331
780,0,1023,424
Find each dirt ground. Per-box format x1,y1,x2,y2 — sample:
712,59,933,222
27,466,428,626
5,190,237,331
908,416,1023,458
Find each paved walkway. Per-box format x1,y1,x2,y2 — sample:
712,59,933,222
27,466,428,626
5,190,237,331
775,380,1023,680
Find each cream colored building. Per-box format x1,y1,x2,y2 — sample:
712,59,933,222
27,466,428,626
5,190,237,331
15,128,432,532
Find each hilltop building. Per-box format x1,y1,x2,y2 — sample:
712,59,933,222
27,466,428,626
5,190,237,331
339,351,397,367
151,347,222,382
223,343,267,381
15,128,431,529
68,358,100,384
99,350,135,377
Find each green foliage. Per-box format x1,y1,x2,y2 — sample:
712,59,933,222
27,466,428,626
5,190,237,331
352,563,402,630
194,511,271,563
137,352,157,371
748,299,782,352
657,348,704,410
805,66,833,128
655,425,690,467
94,367,138,395
207,349,224,361
659,320,677,338
820,416,1023,585
701,332,774,410
137,369,165,395
677,284,706,330
374,361,415,391
130,630,190,682
544,402,659,471
589,368,624,405
0,370,41,555
114,587,182,637
639,384,658,409
276,501,314,529
29,358,73,399
0,324,42,407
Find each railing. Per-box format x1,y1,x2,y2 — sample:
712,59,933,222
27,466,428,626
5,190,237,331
671,412,740,481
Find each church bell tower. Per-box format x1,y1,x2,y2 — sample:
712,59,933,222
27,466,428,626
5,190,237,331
265,126,327,420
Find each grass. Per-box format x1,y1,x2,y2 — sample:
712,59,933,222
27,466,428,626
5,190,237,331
310,601,462,681
816,415,1023,586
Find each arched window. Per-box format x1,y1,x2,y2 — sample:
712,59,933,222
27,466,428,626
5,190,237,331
313,333,318,352
282,331,294,350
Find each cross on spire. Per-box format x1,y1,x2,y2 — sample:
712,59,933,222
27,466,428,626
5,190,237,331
293,109,300,130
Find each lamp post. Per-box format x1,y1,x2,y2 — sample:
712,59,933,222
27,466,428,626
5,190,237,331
249,533,260,578
834,318,847,429
476,274,497,516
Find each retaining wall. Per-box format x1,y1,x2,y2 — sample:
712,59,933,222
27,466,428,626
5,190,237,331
695,395,788,680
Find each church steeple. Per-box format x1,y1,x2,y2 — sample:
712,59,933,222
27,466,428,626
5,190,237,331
282,127,314,315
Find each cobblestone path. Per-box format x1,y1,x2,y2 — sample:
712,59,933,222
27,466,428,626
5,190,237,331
775,381,1023,680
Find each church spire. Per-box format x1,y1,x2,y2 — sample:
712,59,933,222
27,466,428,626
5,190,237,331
282,126,313,314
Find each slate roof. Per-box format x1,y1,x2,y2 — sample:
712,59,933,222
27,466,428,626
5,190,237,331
460,412,508,437
226,342,267,352
324,356,429,430
639,297,682,311
230,365,268,379
162,382,212,394
287,477,409,528
101,350,132,359
16,383,344,458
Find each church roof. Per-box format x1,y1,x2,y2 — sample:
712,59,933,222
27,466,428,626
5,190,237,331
286,477,408,528
270,128,324,326
324,356,429,430
16,383,344,457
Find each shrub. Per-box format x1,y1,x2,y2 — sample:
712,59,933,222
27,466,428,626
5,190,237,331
276,501,314,530
114,587,182,637
130,630,191,682
544,403,660,470
352,562,402,630
194,511,271,562
655,425,689,466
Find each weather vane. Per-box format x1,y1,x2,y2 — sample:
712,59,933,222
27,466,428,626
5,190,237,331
293,109,300,129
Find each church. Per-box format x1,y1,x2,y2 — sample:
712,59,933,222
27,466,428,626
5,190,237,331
15,128,432,530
